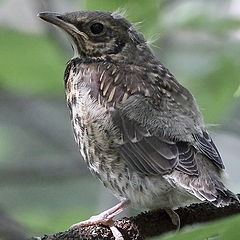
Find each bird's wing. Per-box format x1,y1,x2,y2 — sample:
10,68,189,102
193,131,224,169
112,110,198,176
71,60,224,176
101,63,225,176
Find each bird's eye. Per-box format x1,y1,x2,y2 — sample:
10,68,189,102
90,23,104,34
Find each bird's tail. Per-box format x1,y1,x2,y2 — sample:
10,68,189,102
169,170,239,207
188,155,240,207
212,180,239,207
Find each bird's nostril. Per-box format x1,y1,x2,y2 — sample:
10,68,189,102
56,15,64,20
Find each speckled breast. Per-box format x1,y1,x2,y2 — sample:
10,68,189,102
64,60,130,196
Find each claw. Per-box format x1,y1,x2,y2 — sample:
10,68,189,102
164,208,181,231
69,200,129,239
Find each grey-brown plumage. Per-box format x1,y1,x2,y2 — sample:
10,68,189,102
38,10,238,232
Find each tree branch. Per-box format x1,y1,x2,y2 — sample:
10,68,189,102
31,200,240,240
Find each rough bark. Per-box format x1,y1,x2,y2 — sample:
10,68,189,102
31,201,240,240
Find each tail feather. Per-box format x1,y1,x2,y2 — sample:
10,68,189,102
168,163,239,207
192,179,239,207
212,181,239,206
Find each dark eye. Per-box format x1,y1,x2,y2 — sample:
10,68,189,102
90,23,104,34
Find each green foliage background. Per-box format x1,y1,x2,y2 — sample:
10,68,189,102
0,28,64,94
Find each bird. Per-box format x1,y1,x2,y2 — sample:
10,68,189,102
38,10,238,239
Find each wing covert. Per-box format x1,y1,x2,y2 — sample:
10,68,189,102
193,131,224,169
112,111,199,176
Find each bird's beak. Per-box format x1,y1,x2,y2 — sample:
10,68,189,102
38,11,89,40
38,12,68,29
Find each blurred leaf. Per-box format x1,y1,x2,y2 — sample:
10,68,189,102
182,16,240,35
234,85,240,98
190,56,240,122
0,28,65,95
152,214,240,240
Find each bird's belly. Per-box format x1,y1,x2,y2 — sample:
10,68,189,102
112,173,196,209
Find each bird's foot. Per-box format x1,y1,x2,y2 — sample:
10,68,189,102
69,200,129,240
70,218,123,240
70,213,113,227
164,208,181,231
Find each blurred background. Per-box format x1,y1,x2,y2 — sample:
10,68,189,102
0,0,239,239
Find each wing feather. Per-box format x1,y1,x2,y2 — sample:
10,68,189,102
193,131,224,169
74,60,224,177
112,111,199,176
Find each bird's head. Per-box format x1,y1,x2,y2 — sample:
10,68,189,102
38,10,153,63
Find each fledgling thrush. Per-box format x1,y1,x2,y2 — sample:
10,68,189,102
38,10,238,238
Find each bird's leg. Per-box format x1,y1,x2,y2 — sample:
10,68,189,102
70,200,130,227
164,208,181,231
70,200,130,239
